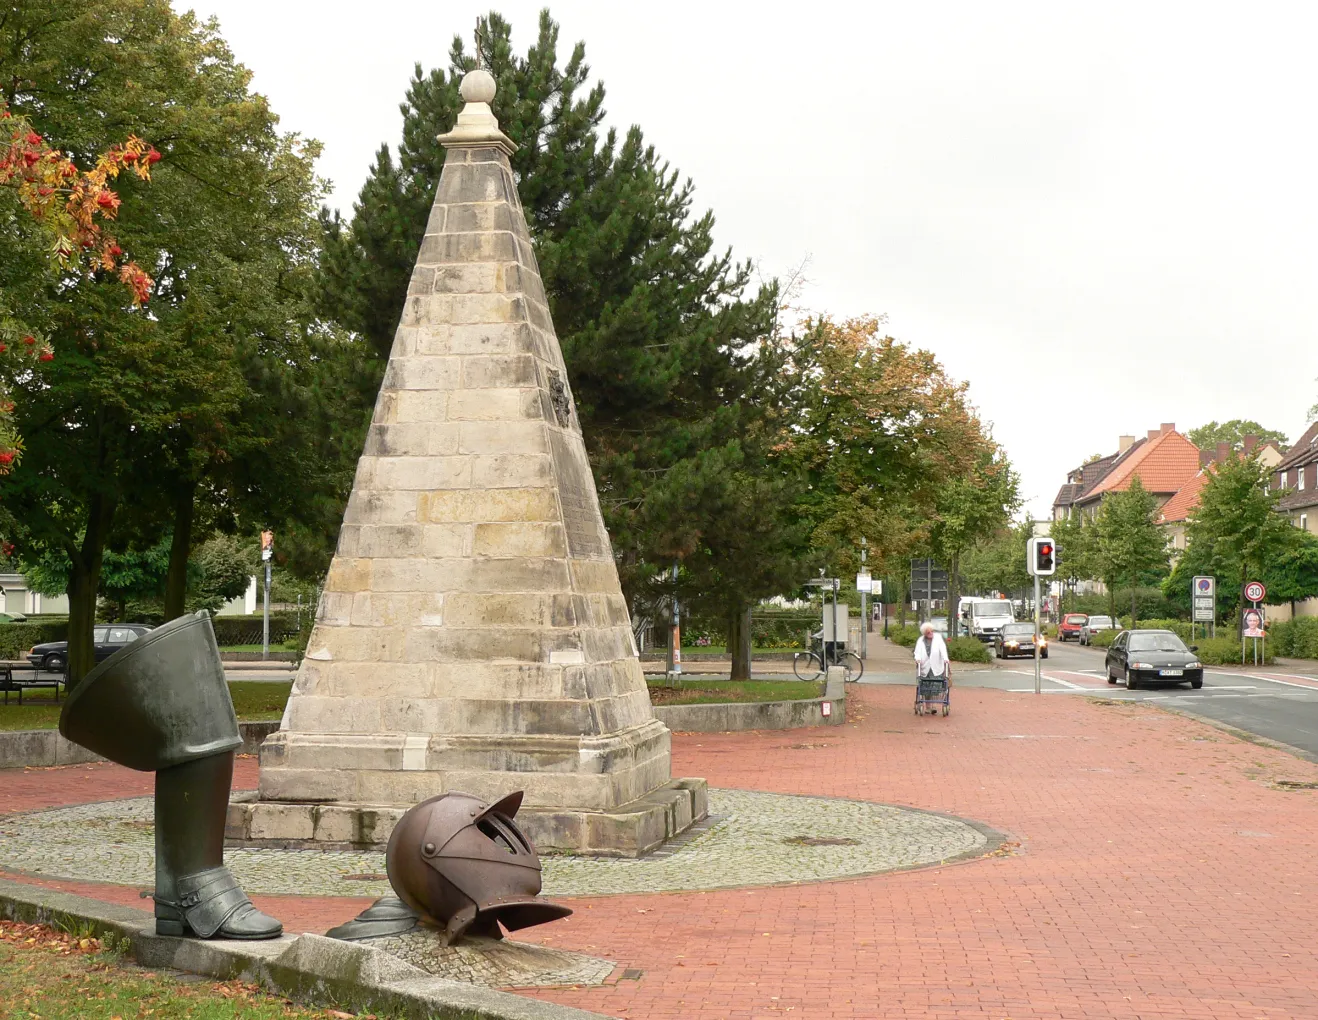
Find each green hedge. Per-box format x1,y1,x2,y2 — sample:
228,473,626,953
0,621,69,659
1193,635,1274,666
1089,629,1121,648
1119,618,1193,639
947,636,992,663
211,613,301,646
1266,617,1318,659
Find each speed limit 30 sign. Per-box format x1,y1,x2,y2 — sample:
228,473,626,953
1244,580,1266,603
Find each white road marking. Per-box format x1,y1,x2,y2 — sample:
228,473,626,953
1239,673,1318,691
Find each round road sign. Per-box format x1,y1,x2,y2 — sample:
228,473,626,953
1244,581,1266,603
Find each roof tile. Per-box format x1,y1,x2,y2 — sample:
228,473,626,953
1078,430,1201,502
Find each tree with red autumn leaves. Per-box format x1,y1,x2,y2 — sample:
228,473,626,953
0,104,158,474
1,1,343,685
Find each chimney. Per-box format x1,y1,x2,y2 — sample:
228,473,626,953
1216,441,1230,463
1147,429,1160,442
1118,434,1136,453
1199,450,1211,467
1243,434,1259,454
1160,422,1175,434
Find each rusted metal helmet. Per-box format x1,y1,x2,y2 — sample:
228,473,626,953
385,790,571,944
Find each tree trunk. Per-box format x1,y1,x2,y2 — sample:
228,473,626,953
947,552,960,639
728,603,752,681
65,495,116,689
164,479,196,621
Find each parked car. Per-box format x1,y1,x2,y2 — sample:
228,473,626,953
930,616,948,636
995,621,1048,659
1058,613,1088,642
1105,629,1203,690
1079,615,1119,645
27,623,153,672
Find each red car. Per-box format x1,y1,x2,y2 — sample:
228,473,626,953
1058,613,1088,642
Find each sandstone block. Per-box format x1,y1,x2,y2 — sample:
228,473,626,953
470,453,552,488
430,261,501,294
446,388,536,421
417,487,559,523
570,560,624,594
249,802,315,841
325,558,372,594
382,356,461,391
285,695,385,735
458,421,548,456
392,390,449,424
460,354,536,388
374,456,472,491
421,523,472,558
442,203,516,234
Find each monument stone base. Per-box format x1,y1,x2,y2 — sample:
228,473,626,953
226,778,707,858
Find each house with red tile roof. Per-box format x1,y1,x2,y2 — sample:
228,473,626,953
1067,424,1201,520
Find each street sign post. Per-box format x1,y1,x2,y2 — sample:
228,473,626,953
1242,581,1266,666
260,531,274,661
1191,575,1216,638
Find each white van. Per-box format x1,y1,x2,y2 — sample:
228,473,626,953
966,598,1015,642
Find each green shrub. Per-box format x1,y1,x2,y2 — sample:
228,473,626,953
1089,629,1122,648
1193,635,1273,666
1267,617,1318,659
947,636,991,663
1121,618,1193,639
0,621,68,659
211,613,301,646
888,624,919,647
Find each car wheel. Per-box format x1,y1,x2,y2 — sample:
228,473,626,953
1190,679,1203,689
45,654,65,673
1042,651,1048,659
1125,672,1138,691
1107,669,1117,685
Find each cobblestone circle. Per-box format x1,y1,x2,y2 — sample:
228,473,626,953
366,931,615,987
0,789,988,898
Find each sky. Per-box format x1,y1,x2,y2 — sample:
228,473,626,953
174,1,1318,519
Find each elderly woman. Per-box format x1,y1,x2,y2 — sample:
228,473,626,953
913,620,950,682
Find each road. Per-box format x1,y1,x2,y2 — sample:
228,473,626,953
863,636,1318,762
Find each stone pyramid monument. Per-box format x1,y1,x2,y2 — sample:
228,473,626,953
229,69,706,856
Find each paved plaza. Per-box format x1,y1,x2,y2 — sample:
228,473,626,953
4,675,1318,1018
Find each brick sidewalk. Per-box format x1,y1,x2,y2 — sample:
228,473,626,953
4,687,1318,1018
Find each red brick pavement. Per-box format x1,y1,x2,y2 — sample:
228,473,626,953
3,689,1318,1018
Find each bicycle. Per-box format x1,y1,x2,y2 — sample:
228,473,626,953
792,638,864,683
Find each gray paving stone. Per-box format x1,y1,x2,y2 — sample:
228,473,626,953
0,789,987,898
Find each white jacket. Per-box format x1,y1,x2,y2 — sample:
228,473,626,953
914,632,950,677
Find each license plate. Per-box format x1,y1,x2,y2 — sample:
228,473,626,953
1159,669,1183,677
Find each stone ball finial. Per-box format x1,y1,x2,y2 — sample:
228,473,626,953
460,68,497,105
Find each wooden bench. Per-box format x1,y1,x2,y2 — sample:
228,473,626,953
0,661,64,706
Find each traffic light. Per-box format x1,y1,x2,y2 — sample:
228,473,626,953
1028,536,1056,576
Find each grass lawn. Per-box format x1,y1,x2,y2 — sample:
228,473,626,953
0,681,292,732
0,920,380,1019
645,678,822,705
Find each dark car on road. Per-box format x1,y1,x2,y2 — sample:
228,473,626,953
1058,613,1087,641
1104,629,1204,690
995,622,1048,659
27,623,153,672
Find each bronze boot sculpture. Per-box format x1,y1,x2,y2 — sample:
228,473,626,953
60,611,282,940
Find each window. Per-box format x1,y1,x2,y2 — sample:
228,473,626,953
1300,467,1307,491
1303,514,1309,532
109,628,133,644
93,628,109,642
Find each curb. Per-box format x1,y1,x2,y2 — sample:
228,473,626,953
652,673,847,732
0,720,280,769
0,878,609,1020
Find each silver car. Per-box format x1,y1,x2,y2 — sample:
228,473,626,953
1079,615,1119,646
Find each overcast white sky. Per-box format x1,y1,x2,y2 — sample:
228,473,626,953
175,1,1318,519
